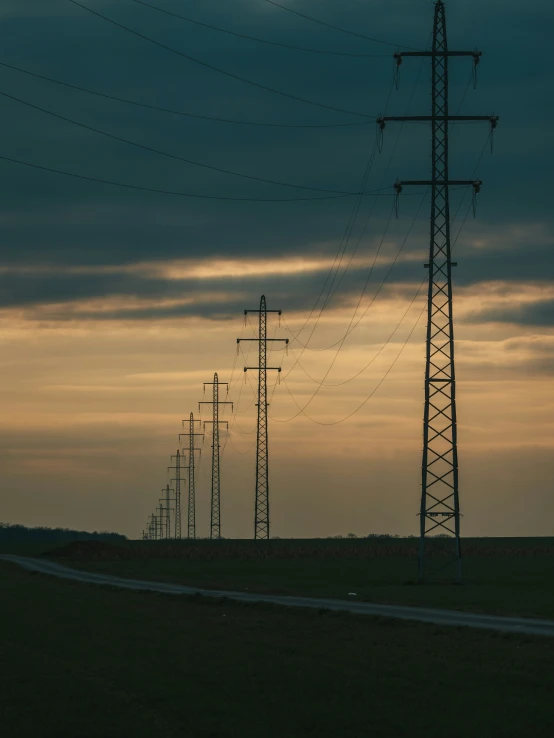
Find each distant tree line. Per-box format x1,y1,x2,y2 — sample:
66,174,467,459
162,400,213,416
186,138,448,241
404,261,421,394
0,522,126,543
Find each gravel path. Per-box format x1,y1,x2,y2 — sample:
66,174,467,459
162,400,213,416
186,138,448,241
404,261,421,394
3,553,554,637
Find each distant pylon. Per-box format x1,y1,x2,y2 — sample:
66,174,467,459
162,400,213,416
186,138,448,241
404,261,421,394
179,413,203,538
159,485,175,539
377,0,498,582
169,450,188,539
199,373,233,539
156,500,166,540
238,295,288,539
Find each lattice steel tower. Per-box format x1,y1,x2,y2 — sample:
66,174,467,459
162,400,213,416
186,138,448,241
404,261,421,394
238,295,288,539
180,413,203,539
200,373,232,539
169,449,188,539
377,0,498,582
159,485,175,539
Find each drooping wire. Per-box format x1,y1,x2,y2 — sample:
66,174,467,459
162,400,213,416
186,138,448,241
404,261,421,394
0,87,367,195
288,54,423,354
283,42,429,349
0,154,375,202
281,76,397,346
276,51,428,391
285,190,429,387
282,137,380,342
130,0,389,57
271,191,476,426
222,320,258,459
0,60,372,129
268,197,396,421
276,307,424,425
67,0,376,120
262,0,422,50
268,127,489,426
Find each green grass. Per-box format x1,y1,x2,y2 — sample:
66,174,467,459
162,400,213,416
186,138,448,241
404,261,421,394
50,537,554,620
2,560,554,738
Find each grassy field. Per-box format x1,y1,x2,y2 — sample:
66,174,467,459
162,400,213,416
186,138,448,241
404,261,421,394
41,536,554,619
2,559,554,738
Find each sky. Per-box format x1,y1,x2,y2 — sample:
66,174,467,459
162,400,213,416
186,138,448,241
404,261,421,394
0,0,552,539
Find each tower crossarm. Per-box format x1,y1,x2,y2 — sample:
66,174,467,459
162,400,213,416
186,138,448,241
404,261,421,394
244,309,282,315
238,338,289,342
395,180,481,187
378,115,497,123
395,50,481,58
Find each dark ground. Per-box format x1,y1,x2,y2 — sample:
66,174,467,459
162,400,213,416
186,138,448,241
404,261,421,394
42,536,554,619
2,559,554,738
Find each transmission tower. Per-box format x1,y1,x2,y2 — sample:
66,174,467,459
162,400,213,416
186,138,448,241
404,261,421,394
199,373,233,539
377,0,498,582
179,413,203,539
159,485,175,539
238,295,288,539
169,450,188,539
156,501,167,540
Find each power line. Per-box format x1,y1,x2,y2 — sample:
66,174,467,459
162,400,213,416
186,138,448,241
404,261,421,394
281,39,430,350
279,35,475,371
285,190,429,378
67,0,375,120
262,0,421,50
0,60,370,129
274,54,427,389
0,87,365,194
269,123,484,420
278,78,396,349
0,153,389,202
275,198,397,417
275,302,424,425
130,0,388,57
270,193,476,426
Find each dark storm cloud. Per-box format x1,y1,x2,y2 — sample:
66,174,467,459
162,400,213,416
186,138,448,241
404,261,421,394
467,299,554,327
0,0,552,301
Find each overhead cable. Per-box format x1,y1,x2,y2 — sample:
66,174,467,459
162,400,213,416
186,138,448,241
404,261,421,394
0,88,366,194
282,43,429,347
278,198,397,413
0,154,371,202
67,0,374,120
262,0,421,50
271,189,478,425
274,302,425,425
286,190,429,386
279,51,427,382
279,80,394,347
130,0,388,57
0,61,369,129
